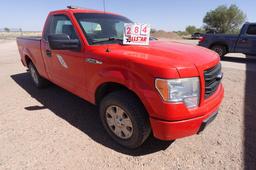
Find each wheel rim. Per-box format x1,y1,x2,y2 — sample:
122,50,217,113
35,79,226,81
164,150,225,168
30,65,39,85
213,47,224,56
105,105,133,139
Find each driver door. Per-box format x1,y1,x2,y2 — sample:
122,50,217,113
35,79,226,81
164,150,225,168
41,14,86,95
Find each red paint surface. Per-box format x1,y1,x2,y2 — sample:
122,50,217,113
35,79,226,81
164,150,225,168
17,8,224,140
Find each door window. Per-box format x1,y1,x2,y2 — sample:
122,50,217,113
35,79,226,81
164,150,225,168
49,15,78,40
247,25,256,35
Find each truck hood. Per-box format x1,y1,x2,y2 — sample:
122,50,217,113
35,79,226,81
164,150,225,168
107,41,220,76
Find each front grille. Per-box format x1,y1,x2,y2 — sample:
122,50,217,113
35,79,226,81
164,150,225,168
204,63,222,99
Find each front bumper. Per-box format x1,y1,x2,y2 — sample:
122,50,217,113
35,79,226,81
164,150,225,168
150,84,224,140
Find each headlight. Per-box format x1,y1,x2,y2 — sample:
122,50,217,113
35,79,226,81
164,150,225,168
155,77,200,108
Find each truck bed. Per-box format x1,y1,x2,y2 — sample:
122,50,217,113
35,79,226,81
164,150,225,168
17,36,42,41
16,36,48,79
198,33,239,52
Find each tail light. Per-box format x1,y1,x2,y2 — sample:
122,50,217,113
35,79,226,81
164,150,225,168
199,36,206,43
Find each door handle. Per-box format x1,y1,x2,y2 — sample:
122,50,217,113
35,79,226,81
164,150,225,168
85,58,103,64
45,49,52,57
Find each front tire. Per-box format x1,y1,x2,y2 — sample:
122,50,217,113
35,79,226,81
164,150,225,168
211,45,227,57
28,62,48,88
99,91,151,149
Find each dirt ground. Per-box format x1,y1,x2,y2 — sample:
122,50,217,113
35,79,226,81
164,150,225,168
0,40,255,170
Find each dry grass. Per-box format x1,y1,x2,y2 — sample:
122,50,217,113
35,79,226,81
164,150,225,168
0,32,42,40
151,30,181,39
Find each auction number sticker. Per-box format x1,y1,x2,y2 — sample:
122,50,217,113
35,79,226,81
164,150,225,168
123,23,150,45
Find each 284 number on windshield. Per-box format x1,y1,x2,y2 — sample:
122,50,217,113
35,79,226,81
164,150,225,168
125,24,149,36
123,23,150,46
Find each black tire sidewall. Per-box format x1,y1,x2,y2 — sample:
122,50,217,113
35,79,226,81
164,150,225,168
28,62,48,88
99,91,150,149
211,45,227,57
29,63,40,87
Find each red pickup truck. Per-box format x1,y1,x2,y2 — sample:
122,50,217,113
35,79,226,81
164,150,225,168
17,6,224,148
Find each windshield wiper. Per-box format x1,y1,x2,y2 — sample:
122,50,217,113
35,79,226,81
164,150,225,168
92,37,123,44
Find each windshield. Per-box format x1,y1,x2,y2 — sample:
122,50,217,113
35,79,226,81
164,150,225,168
75,13,133,45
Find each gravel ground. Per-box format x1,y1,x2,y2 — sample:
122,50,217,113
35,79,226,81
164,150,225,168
0,40,255,170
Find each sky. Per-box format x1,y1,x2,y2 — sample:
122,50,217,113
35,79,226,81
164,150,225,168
0,0,255,31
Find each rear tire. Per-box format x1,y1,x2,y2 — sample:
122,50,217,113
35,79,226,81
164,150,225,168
28,62,48,88
211,45,227,57
99,91,151,149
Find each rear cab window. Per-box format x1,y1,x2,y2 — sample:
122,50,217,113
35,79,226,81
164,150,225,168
246,25,256,35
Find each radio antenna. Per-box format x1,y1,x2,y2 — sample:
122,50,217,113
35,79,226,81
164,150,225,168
103,0,106,13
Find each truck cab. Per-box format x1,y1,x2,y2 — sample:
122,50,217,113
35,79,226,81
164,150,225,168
235,23,256,55
17,7,224,148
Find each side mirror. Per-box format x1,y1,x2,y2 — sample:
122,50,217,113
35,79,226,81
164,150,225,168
48,34,81,51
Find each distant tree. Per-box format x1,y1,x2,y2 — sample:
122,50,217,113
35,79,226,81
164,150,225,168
19,28,23,36
175,31,189,36
4,27,10,32
203,4,246,34
150,28,157,34
196,28,205,33
185,25,197,34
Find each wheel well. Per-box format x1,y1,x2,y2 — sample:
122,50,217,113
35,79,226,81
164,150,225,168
210,43,229,53
24,55,32,66
95,82,140,106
